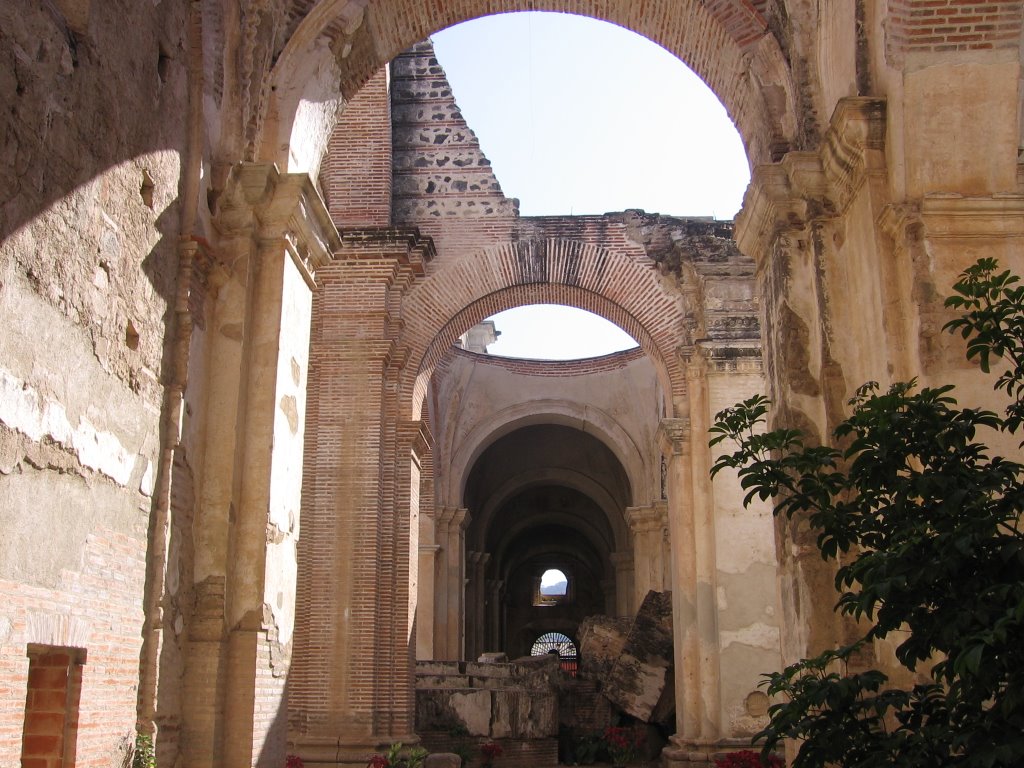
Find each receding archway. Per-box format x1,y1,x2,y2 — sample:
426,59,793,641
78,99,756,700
461,422,632,660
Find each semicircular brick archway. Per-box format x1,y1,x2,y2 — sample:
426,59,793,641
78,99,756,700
401,238,688,419
260,0,796,171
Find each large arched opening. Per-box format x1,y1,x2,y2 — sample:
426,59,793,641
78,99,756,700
261,2,797,179
163,7,790,764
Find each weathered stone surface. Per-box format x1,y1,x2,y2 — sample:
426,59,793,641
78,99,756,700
424,753,461,768
477,651,508,663
6,2,1022,766
416,660,559,739
578,615,634,679
603,591,675,722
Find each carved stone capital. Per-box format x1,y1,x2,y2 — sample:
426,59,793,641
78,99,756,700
213,163,342,285
337,227,437,276
437,507,470,532
657,418,691,458
400,419,433,463
625,503,669,534
467,551,490,569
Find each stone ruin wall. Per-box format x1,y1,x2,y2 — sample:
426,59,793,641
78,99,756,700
0,1,1021,766
0,1,192,766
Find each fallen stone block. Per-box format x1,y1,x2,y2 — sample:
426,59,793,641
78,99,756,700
602,590,674,722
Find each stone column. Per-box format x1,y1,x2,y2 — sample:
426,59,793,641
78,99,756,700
183,163,339,768
485,578,504,652
465,552,490,660
625,503,670,604
609,552,635,618
683,348,721,743
417,537,440,660
657,418,702,751
290,227,434,765
434,507,469,660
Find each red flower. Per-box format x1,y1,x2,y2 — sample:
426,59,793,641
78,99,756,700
480,741,504,758
366,755,390,768
713,750,783,768
603,726,644,764
286,756,305,768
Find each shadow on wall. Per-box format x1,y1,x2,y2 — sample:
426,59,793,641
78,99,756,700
1,2,189,246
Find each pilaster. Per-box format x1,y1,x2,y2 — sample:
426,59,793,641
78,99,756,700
625,503,670,603
183,162,339,768
434,507,470,661
465,552,491,660
657,417,701,745
609,551,635,618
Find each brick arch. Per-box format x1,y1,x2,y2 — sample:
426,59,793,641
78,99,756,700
400,238,687,419
263,0,796,170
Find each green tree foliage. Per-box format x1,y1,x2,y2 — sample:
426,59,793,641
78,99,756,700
709,259,1024,767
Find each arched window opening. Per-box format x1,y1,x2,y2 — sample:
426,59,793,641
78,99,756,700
531,631,579,677
534,567,569,606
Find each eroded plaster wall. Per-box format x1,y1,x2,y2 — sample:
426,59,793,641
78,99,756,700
0,1,189,764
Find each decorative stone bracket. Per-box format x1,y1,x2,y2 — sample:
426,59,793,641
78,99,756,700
735,97,887,261
214,162,342,285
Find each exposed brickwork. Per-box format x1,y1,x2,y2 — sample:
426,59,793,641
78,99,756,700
292,237,429,750
401,236,688,417
0,530,146,768
321,67,394,228
398,213,756,418
19,647,83,768
886,0,1023,62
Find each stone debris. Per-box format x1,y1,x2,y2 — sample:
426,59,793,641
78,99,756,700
577,615,633,680
582,591,675,724
416,660,559,739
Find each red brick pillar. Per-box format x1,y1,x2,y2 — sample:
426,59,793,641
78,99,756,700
292,229,433,766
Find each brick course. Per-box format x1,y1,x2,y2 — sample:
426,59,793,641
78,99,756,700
0,530,146,768
886,0,1023,61
321,67,394,228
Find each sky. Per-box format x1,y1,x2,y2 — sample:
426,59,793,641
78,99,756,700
430,12,750,359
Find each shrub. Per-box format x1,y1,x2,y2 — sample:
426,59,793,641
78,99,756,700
710,259,1024,767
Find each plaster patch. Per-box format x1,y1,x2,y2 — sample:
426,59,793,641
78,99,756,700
451,689,492,735
139,458,155,496
279,394,299,434
0,367,136,485
720,622,780,651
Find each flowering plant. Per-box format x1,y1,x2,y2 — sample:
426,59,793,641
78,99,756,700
713,750,783,768
286,756,305,768
603,726,643,766
367,743,427,768
480,741,504,766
